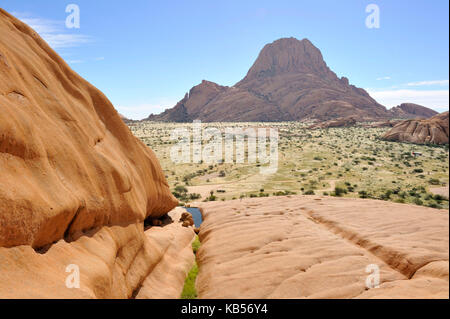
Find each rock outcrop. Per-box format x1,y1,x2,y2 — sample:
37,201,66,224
0,9,194,298
0,8,177,249
0,208,196,299
389,103,438,119
147,80,229,122
195,196,449,299
362,120,402,128
308,116,357,129
147,38,390,122
383,112,449,145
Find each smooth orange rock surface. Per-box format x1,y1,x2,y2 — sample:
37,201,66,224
195,196,449,299
0,208,195,299
0,9,177,250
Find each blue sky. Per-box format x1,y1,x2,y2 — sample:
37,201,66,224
2,0,448,119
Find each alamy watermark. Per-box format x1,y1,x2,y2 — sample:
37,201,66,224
365,264,380,289
65,4,80,29
65,264,80,289
366,4,380,29
170,120,279,175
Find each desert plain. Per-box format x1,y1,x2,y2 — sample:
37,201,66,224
129,120,449,299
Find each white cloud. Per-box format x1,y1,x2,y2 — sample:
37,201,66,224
68,60,84,64
367,89,449,112
407,80,449,87
12,12,92,49
376,76,391,81
41,33,91,49
16,17,60,34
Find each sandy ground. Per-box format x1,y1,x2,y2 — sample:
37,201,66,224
195,196,449,299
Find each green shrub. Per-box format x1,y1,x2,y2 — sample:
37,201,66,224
427,202,443,209
433,194,448,201
358,190,368,199
428,178,441,185
334,186,347,197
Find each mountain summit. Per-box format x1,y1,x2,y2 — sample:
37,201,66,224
148,38,390,122
239,38,332,82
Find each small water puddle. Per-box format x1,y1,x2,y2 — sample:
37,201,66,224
184,207,203,228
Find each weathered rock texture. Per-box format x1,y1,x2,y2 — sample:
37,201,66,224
195,196,449,299
383,112,449,145
147,38,390,122
389,103,438,119
0,208,195,299
0,9,194,299
0,9,177,249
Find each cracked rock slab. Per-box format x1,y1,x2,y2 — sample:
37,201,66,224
195,196,448,299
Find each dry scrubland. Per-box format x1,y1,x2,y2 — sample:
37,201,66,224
130,122,449,209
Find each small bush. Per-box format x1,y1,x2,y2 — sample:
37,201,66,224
433,194,448,201
358,190,368,199
428,202,443,209
334,187,347,197
428,178,441,185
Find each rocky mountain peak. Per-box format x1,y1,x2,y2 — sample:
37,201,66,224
239,37,331,84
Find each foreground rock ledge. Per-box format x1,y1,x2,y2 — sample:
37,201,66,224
195,196,449,299
0,208,195,299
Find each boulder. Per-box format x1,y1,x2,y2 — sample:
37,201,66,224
383,112,449,145
389,103,438,119
308,116,357,129
0,9,178,250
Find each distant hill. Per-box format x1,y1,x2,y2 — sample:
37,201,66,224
146,38,390,122
119,113,134,124
389,103,439,119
